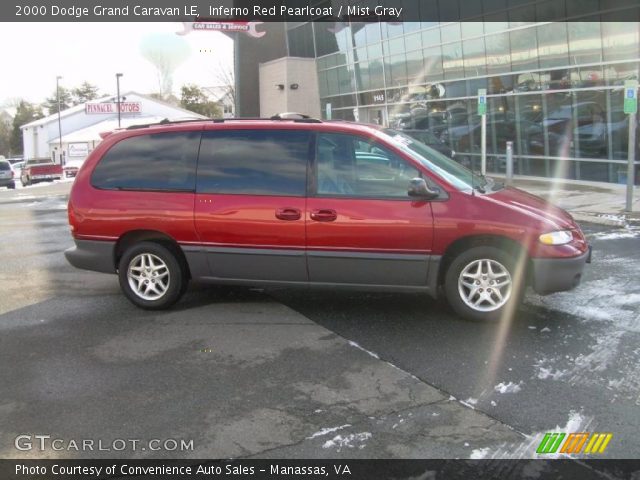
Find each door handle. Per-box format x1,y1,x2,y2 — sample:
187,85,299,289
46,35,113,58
310,209,337,222
275,207,301,221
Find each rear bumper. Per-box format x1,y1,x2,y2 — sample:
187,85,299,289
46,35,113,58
0,178,14,187
64,239,116,274
530,246,591,295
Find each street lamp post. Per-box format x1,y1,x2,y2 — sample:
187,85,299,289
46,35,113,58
116,73,123,127
56,76,63,166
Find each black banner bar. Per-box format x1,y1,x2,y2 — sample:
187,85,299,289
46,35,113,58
2,459,640,480
3,0,640,22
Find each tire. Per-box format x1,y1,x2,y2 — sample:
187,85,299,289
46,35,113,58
8,182,15,190
118,241,187,310
444,246,525,322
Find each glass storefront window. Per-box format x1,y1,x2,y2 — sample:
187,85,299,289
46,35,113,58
314,22,342,57
468,78,489,97
337,65,355,94
543,92,574,159
604,63,639,87
536,23,568,68
442,42,465,80
422,28,441,48
312,18,639,185
441,23,462,43
404,32,422,52
384,37,406,56
483,18,509,34
510,27,539,72
463,38,487,77
485,32,511,75
573,90,607,159
423,46,444,81
608,91,638,162
318,70,329,98
601,22,639,62
354,62,370,91
287,23,315,58
514,94,544,157
461,22,484,39
326,68,340,96
383,22,405,39
487,75,513,94
385,54,408,87
567,22,603,65
406,49,425,85
369,59,385,89
367,43,383,60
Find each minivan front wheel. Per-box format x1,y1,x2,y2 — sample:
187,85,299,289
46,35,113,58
118,242,185,310
444,246,523,322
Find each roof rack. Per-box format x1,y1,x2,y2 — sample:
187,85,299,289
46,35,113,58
125,114,322,130
126,118,205,130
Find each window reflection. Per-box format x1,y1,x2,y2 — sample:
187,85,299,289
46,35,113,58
314,19,640,184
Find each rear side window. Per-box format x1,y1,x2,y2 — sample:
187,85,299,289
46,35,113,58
197,129,310,196
91,131,200,191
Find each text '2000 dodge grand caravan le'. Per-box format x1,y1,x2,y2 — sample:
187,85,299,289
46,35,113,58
65,117,591,321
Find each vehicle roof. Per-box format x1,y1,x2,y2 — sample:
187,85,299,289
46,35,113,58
109,118,388,139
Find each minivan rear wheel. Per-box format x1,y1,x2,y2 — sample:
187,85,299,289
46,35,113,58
444,246,524,322
118,241,186,310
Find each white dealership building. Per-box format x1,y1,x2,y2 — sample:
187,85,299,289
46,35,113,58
20,92,205,164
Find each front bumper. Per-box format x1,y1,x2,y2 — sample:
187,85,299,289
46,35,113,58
530,246,591,295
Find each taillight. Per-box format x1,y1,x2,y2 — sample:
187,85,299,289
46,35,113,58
68,202,77,235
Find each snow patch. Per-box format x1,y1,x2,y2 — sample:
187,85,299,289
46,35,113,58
461,398,477,409
590,226,640,240
494,381,523,394
322,432,372,452
306,424,351,440
536,366,567,381
470,447,490,459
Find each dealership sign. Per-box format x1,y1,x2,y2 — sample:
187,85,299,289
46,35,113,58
68,143,89,157
85,102,142,114
177,21,265,37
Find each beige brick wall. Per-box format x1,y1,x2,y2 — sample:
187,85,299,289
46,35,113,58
259,57,321,119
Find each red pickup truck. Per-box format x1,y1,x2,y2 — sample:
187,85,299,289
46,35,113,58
20,158,63,186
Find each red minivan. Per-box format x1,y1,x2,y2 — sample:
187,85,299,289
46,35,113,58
65,117,590,321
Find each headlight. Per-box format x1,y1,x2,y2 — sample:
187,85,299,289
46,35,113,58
539,230,573,245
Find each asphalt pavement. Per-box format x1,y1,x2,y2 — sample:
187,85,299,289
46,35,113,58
0,180,638,461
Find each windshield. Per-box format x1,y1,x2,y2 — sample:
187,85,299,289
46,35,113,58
382,129,480,192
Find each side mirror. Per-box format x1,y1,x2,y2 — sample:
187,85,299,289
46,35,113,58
408,177,440,199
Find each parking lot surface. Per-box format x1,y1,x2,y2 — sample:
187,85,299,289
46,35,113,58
0,181,638,459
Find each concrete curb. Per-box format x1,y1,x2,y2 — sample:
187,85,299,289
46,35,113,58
571,212,627,227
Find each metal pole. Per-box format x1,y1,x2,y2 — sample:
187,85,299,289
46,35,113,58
116,73,123,128
56,76,63,166
626,112,636,212
481,114,487,175
506,141,513,186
